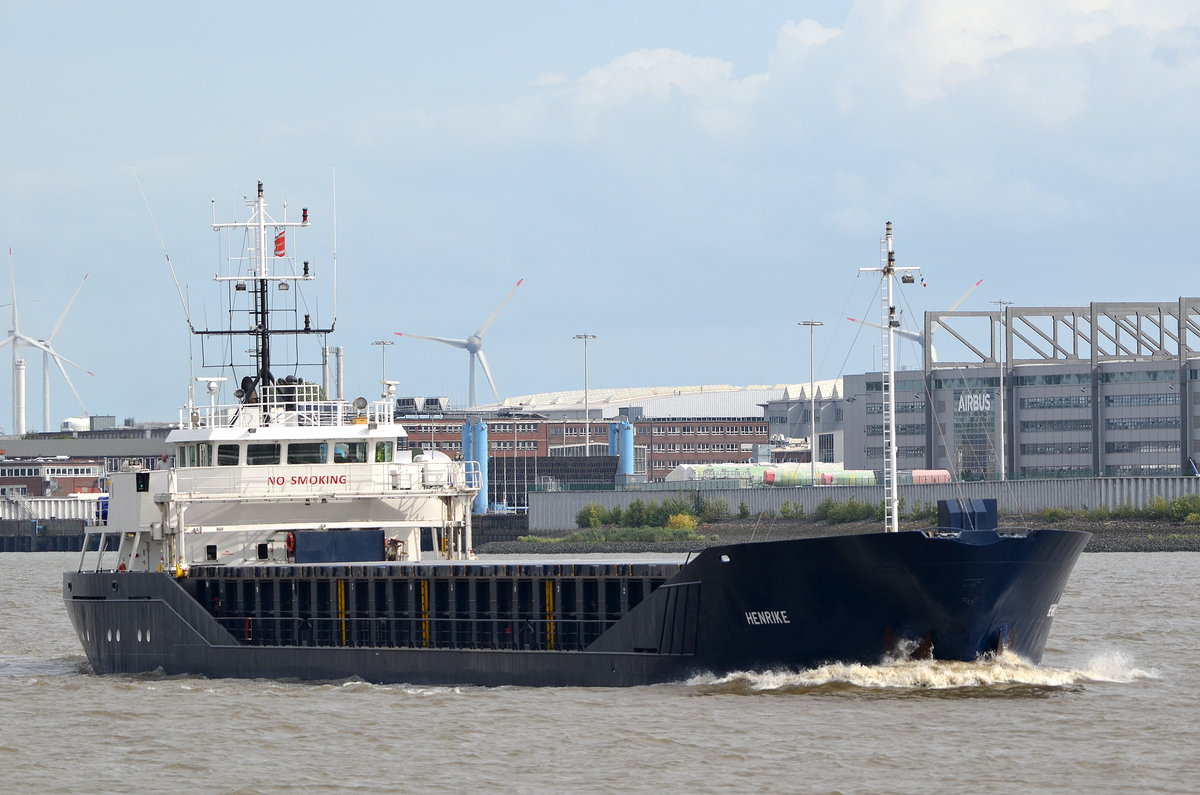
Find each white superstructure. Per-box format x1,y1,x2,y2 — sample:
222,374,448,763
77,183,480,576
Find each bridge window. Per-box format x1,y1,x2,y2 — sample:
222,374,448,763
374,441,394,462
247,443,281,466
217,444,240,466
287,442,328,465
333,442,367,464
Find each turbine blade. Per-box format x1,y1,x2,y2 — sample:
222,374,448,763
51,355,88,414
947,279,984,312
394,332,469,349
8,250,18,333
477,350,500,403
847,318,887,333
474,278,523,338
48,273,88,340
30,340,94,376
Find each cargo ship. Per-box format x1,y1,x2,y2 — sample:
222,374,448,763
63,191,1090,686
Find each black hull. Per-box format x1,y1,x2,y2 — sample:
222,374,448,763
63,528,1089,687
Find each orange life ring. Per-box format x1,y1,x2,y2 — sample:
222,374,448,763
285,532,296,555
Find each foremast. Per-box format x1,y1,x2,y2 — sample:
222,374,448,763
860,222,917,533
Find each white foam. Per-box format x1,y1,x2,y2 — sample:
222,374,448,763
688,649,1159,691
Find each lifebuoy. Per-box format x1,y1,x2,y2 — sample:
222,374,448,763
285,532,296,555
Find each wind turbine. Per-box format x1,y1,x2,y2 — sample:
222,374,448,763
848,278,983,362
0,252,93,434
395,278,523,408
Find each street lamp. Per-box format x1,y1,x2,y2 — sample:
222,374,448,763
573,334,596,455
372,340,394,399
991,299,1013,481
798,321,824,486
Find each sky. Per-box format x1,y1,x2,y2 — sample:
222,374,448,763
2,1,1199,430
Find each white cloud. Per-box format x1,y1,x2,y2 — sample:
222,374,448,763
536,48,769,138
779,18,842,48
859,0,1200,103
571,48,765,108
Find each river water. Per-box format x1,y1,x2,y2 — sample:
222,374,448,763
0,551,1195,793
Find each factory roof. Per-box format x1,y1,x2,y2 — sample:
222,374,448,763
485,380,844,420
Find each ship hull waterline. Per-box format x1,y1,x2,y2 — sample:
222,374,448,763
64,528,1090,688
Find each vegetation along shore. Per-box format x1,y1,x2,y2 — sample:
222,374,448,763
476,494,1200,555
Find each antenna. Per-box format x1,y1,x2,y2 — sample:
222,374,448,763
331,166,338,327
132,166,192,331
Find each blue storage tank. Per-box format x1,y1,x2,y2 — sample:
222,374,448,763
460,422,474,463
617,420,635,475
472,421,489,514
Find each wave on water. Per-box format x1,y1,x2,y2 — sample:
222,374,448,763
0,654,91,679
685,650,1159,697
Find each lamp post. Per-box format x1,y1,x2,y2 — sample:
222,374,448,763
372,340,394,399
799,321,824,486
573,334,596,455
991,300,1013,481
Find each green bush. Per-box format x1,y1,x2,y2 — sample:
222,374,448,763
1146,496,1171,519
625,499,649,527
813,498,835,521
905,500,938,522
825,498,876,524
738,502,751,520
602,505,624,526
1167,494,1200,522
1084,506,1110,521
1112,503,1139,519
575,503,603,529
661,497,694,519
1185,513,1200,524
699,497,730,523
779,501,805,519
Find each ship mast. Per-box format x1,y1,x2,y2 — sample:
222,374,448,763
201,181,332,404
860,222,918,533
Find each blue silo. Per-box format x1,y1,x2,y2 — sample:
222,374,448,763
616,420,635,476
472,420,489,514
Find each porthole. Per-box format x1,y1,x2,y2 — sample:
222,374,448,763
106,629,112,642
116,629,121,642
111,580,119,592
67,581,73,591
137,629,142,642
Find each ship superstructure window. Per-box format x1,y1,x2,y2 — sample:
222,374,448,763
181,444,212,467
217,444,240,466
247,443,281,466
333,442,367,463
374,441,394,462
287,442,328,465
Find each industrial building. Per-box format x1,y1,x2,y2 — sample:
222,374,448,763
766,298,1200,479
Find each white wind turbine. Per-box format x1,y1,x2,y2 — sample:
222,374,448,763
848,278,983,362
0,253,93,434
395,278,523,408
